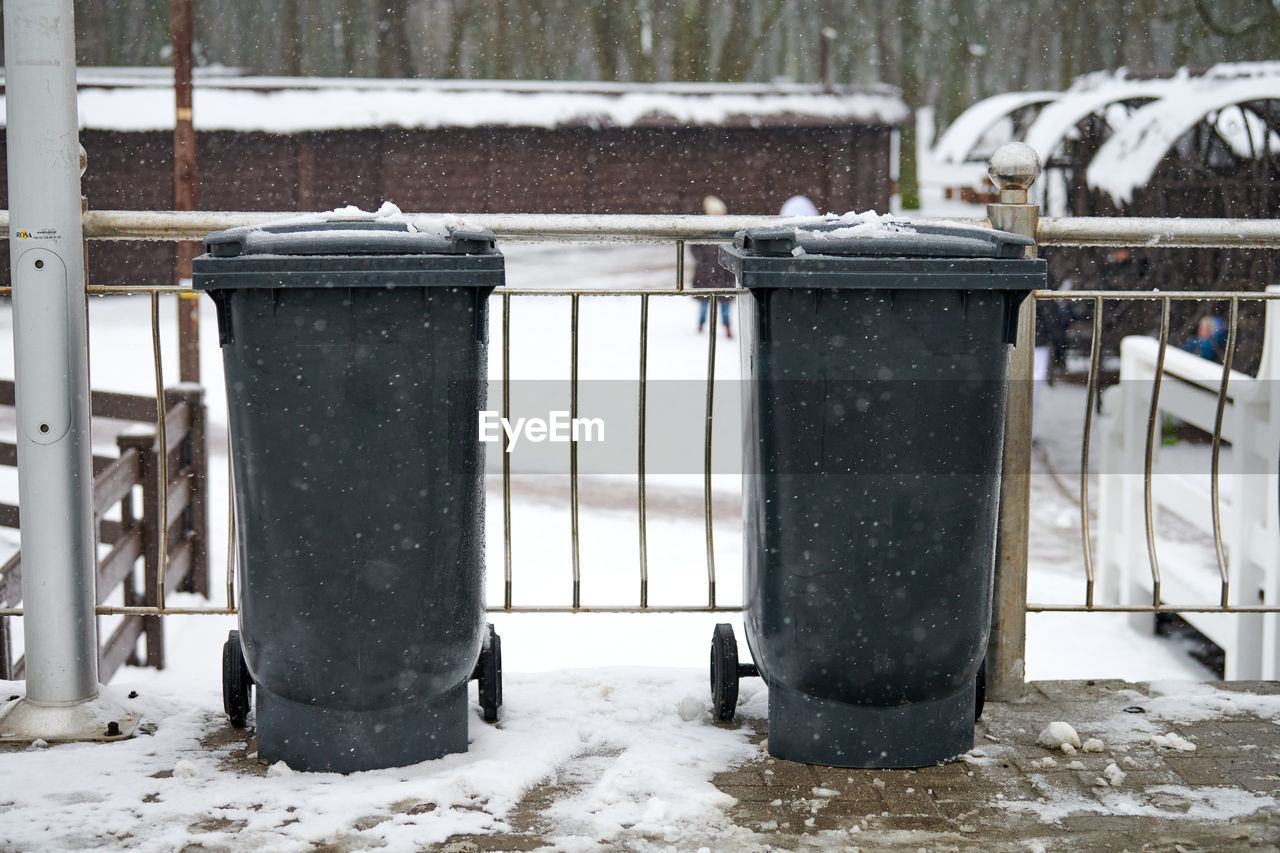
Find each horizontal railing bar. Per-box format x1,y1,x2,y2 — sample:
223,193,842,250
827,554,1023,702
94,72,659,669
486,605,745,613
1036,216,1280,248
0,604,749,616
73,211,799,243
1040,290,1280,301
73,604,233,617
5,601,1276,616
2,211,1276,249
1027,604,1280,613
15,285,1280,300
0,379,173,421
493,288,743,296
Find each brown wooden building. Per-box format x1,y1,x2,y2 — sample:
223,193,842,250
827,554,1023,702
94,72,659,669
1,75,907,285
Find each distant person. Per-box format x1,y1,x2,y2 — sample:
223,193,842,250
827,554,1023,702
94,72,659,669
1182,315,1227,361
693,195,734,337
779,194,819,217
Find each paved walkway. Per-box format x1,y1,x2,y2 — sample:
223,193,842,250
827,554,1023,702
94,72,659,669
452,680,1280,852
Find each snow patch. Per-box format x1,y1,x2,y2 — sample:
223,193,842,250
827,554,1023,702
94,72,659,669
675,695,704,722
1150,732,1197,752
1000,784,1277,825
0,668,759,851
795,210,917,243
1036,721,1081,751
35,79,909,134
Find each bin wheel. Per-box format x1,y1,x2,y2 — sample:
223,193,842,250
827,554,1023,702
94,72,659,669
222,629,252,728
476,623,503,723
975,657,987,721
710,623,740,721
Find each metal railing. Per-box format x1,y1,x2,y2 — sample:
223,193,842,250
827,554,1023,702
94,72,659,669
1037,289,1280,616
2,199,1279,690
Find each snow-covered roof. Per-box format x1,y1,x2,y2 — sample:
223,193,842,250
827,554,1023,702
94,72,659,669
0,73,908,133
931,91,1058,164
1087,77,1280,202
1066,61,1280,93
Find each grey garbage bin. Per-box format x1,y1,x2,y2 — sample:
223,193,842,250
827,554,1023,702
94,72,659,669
713,219,1044,768
193,217,505,773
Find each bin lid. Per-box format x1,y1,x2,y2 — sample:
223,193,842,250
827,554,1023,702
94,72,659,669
720,216,1044,291
203,217,496,258
193,215,504,291
734,218,1033,259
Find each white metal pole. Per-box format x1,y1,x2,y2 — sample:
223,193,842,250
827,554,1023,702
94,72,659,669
0,0,138,741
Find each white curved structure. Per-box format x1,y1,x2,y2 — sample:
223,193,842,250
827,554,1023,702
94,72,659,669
1022,79,1175,165
932,91,1058,165
1088,77,1280,203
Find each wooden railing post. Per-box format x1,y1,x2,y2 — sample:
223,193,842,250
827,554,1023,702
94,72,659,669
116,427,163,670
168,385,208,597
114,431,143,669
0,616,12,680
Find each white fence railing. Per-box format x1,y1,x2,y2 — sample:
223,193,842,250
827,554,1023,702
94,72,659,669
1097,287,1280,678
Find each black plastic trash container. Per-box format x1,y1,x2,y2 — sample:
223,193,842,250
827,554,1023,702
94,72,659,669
717,219,1044,768
193,218,504,773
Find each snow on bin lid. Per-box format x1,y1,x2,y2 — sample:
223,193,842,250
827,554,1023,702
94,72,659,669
204,205,496,258
734,212,1033,259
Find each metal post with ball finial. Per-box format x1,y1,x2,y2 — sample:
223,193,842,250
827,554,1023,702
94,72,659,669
985,142,1042,701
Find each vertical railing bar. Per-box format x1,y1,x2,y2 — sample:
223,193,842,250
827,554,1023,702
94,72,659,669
502,293,513,611
1210,296,1238,608
676,240,686,292
703,294,717,609
150,292,169,612
570,294,581,610
1142,298,1171,607
638,293,650,609
1080,295,1104,608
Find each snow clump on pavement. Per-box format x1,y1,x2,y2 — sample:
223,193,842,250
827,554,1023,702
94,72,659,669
1036,721,1081,752
1151,732,1197,752
676,695,704,722
1082,737,1106,753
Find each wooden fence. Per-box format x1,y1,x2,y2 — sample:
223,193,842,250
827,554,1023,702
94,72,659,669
0,382,208,681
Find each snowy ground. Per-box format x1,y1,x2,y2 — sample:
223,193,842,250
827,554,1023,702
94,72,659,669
0,239,1232,850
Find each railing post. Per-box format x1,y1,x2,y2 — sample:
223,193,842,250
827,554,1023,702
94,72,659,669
170,385,209,597
115,430,144,667
0,616,12,680
985,143,1042,701
0,0,139,742
117,427,164,669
